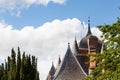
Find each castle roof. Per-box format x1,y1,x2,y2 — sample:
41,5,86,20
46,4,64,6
47,62,56,80
79,17,92,49
79,35,92,49
79,17,102,50
54,43,86,80
72,37,80,54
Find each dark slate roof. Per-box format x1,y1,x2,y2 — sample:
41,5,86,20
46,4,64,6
79,18,102,50
79,17,92,49
72,37,80,54
47,62,56,80
79,34,102,51
79,35,92,49
54,43,87,80
50,62,56,75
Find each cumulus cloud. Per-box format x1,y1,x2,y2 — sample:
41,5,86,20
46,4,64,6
0,0,66,15
0,18,101,80
91,27,102,39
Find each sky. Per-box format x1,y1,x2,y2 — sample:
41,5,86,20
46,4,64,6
0,0,120,29
0,0,120,80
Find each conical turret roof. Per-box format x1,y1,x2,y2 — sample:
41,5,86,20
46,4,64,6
72,37,80,54
79,17,102,51
50,62,56,75
47,62,56,80
79,17,93,49
54,43,86,80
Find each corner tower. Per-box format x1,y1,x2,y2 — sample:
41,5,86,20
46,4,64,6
76,17,102,75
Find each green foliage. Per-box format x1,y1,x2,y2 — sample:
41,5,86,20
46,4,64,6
84,19,120,80
0,47,39,80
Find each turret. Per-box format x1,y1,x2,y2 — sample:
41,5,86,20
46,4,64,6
72,37,80,55
47,62,56,80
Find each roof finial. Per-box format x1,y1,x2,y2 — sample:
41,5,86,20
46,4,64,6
88,16,90,24
68,42,70,46
88,16,90,29
67,42,70,49
86,16,92,36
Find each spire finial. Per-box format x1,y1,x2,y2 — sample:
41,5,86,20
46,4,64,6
67,42,70,49
68,42,70,46
86,16,92,36
88,16,90,24
88,16,90,28
88,16,90,27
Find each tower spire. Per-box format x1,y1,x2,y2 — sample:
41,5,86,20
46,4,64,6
72,36,80,54
88,16,90,27
68,42,70,48
86,16,92,36
47,61,56,80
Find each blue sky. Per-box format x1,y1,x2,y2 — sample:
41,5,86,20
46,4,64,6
0,0,120,29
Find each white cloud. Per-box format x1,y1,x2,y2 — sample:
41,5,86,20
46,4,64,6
0,0,66,15
0,18,101,80
91,27,102,39
26,0,66,5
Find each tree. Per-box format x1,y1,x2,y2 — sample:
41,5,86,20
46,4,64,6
84,19,120,80
16,47,21,80
8,48,17,80
0,47,40,80
4,59,8,80
7,56,10,71
1,63,5,80
20,52,26,80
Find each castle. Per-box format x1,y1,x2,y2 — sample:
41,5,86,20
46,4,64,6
47,18,102,80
